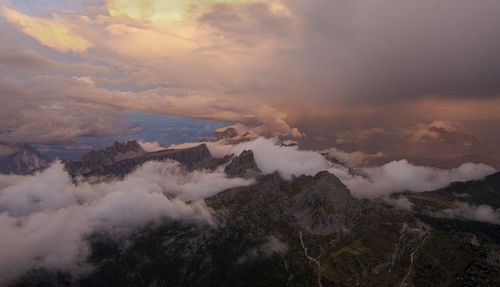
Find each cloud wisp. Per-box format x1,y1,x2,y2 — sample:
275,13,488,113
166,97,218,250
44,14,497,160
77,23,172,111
431,202,500,225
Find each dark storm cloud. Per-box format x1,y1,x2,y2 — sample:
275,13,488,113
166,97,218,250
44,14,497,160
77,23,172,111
272,0,500,105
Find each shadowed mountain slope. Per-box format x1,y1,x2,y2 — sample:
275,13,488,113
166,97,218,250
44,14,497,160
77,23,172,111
0,143,48,175
64,141,231,180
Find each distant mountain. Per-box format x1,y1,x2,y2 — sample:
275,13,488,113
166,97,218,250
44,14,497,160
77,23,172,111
0,143,48,175
64,140,232,181
388,124,500,169
332,122,500,169
212,127,238,141
203,127,253,144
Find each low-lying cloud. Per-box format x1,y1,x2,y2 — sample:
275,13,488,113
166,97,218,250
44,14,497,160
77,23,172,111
137,140,166,152
431,202,500,225
171,137,496,198
226,138,494,198
0,160,253,283
331,160,496,198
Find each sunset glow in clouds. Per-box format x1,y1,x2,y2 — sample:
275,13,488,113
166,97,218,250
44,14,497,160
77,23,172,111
1,5,92,53
0,0,499,158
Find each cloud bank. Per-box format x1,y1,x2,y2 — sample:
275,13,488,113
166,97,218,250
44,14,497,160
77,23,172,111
172,137,496,197
432,202,500,225
332,160,496,198
137,140,166,152
0,160,252,283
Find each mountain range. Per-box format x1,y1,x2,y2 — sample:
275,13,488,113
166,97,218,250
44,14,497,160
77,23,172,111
327,123,500,169
7,139,500,287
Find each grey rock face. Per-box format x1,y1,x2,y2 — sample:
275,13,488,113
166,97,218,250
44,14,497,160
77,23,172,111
0,143,48,174
285,171,361,235
206,127,253,144
64,141,229,180
209,171,363,236
224,150,261,179
211,127,237,141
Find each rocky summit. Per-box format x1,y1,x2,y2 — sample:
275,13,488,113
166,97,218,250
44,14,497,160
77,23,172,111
0,143,48,175
224,150,261,179
212,127,238,141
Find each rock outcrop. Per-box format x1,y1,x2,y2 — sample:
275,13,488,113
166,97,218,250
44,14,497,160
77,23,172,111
212,127,238,141
64,141,230,180
285,171,361,235
224,150,261,179
0,143,48,174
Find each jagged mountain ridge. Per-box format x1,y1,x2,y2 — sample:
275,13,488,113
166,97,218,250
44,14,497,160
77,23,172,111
0,142,48,175
64,141,232,180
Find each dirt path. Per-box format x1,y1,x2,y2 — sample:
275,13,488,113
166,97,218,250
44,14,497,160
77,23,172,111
299,231,324,287
400,233,430,287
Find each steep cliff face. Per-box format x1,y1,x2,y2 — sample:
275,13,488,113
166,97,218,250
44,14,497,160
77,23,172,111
0,143,48,174
64,141,231,180
224,150,261,179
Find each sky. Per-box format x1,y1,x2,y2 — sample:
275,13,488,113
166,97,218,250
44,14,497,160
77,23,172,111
1,0,500,155
34,110,228,159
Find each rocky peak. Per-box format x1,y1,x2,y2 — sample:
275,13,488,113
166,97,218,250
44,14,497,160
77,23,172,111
81,140,145,162
183,143,211,158
0,143,48,174
64,142,225,180
111,140,143,153
212,127,238,141
210,170,361,236
286,171,360,235
224,150,261,178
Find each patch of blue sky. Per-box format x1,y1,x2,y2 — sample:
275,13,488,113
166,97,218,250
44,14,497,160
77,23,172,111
35,110,230,160
5,0,81,15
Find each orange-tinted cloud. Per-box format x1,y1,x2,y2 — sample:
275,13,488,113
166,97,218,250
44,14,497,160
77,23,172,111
1,6,92,53
1,0,500,151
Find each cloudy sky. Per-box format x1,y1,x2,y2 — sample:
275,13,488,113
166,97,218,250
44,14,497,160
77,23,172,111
1,0,499,151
